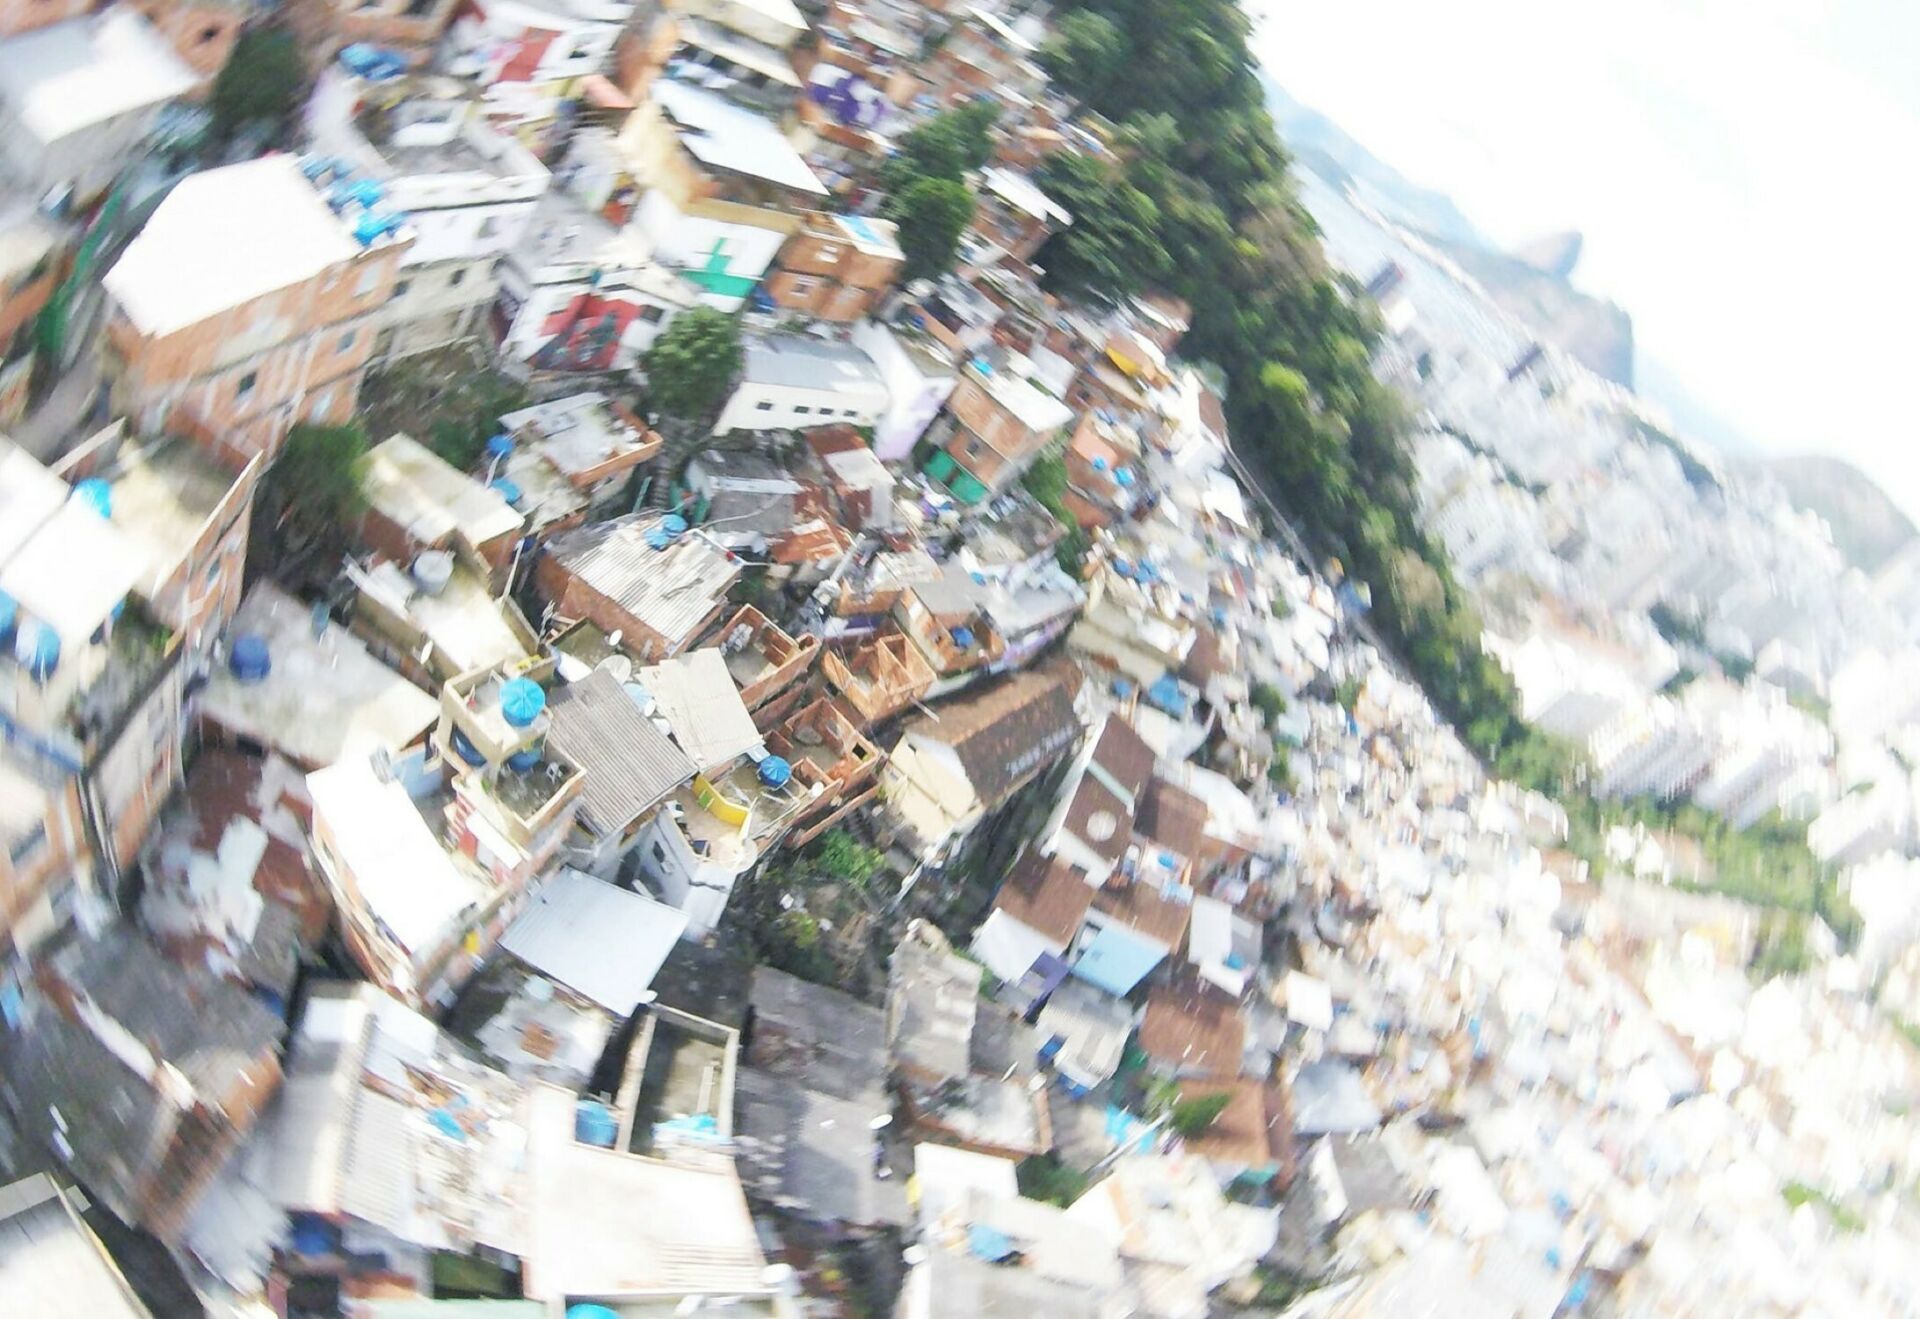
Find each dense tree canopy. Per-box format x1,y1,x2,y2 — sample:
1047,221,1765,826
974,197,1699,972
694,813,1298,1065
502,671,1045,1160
885,177,975,283
211,29,305,142
643,308,742,422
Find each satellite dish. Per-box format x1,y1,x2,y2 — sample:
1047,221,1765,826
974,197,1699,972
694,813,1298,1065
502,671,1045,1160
597,654,634,684
1086,810,1118,842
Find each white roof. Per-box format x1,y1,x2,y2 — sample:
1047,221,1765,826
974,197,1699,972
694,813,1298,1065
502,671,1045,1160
0,495,144,644
1284,970,1334,1033
982,167,1072,226
728,0,807,32
912,1143,1018,1228
0,11,193,147
652,79,827,195
636,648,763,773
0,442,65,564
105,155,363,336
363,433,525,548
307,757,486,957
522,1085,770,1300
200,584,440,768
978,367,1074,434
0,1175,150,1319
501,868,688,1014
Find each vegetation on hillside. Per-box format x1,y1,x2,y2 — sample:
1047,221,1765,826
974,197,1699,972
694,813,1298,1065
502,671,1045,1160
211,29,305,143
879,104,998,282
1038,0,1852,937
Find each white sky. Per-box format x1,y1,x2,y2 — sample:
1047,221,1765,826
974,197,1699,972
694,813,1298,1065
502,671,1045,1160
1252,0,1920,515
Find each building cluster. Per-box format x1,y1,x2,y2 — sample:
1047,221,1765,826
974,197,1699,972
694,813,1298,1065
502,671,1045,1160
2,0,1918,1317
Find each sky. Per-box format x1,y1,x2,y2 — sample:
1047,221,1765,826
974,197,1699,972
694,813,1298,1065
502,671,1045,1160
1250,0,1920,515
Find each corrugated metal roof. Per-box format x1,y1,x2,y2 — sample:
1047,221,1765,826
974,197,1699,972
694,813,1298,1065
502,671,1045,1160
544,514,740,653
337,1088,415,1237
0,1175,152,1319
545,668,694,836
500,869,688,1014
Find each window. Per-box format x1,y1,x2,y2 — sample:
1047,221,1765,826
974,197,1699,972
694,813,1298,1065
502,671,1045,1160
236,370,257,398
199,24,221,43
638,305,666,324
355,266,377,297
754,400,774,411
793,405,812,415
477,216,499,240
652,841,667,863
966,437,982,456
449,269,466,287
339,329,356,352
394,279,411,297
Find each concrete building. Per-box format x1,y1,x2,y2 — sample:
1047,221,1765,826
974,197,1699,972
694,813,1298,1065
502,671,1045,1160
103,155,412,462
285,0,462,71
535,511,741,659
0,9,194,206
617,0,810,112
307,66,553,358
712,332,888,433
850,317,957,461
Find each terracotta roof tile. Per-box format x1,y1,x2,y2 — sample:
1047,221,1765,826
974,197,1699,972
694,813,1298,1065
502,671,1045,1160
1138,778,1208,862
1059,772,1132,863
1089,714,1156,800
1091,875,1192,949
905,658,1083,808
992,850,1094,944
1138,976,1245,1079
1173,1078,1294,1176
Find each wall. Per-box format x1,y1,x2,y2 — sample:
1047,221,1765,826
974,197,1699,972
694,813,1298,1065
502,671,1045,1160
635,808,736,939
131,0,241,91
0,769,88,962
850,321,955,462
713,374,889,434
0,0,89,41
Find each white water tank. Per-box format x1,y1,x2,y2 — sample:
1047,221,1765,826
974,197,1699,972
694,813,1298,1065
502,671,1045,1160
412,550,455,595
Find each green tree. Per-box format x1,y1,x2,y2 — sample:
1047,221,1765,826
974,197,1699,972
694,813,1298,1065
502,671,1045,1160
1250,682,1288,730
881,103,999,192
1038,11,1126,88
1170,1092,1232,1138
1033,152,1168,304
255,422,370,578
816,829,884,889
211,29,306,142
642,308,742,422
885,177,975,282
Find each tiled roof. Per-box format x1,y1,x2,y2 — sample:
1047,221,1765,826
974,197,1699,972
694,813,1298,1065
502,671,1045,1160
991,849,1094,944
1138,976,1245,1079
1089,713,1156,800
1171,1078,1293,1175
545,668,694,836
1091,875,1192,948
1059,772,1133,863
907,659,1083,809
1138,777,1209,862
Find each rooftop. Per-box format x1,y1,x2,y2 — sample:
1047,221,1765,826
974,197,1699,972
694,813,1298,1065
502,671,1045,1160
968,359,1075,434
0,1176,150,1319
1138,977,1246,1079
732,1064,909,1226
543,513,741,655
307,754,487,956
744,965,887,1102
0,10,193,148
991,849,1095,945
636,648,764,773
740,332,884,391
350,555,533,676
500,868,687,1014
901,658,1084,808
86,435,245,605
105,155,380,337
980,166,1072,226
139,748,329,997
199,583,439,769
830,211,905,260
521,1084,771,1302
652,77,828,195
544,667,694,836
500,391,658,481
886,922,979,1082
363,432,525,549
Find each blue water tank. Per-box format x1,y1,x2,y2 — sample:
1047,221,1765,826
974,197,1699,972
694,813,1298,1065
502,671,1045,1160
71,477,112,519
661,512,689,536
0,590,15,641
568,1307,621,1319
506,746,542,773
500,676,546,728
1091,455,1108,472
353,211,386,246
575,1100,618,1148
950,625,975,649
15,621,58,681
346,178,384,208
1115,467,1136,487
485,433,515,460
228,634,271,683
450,727,488,767
757,755,792,789
490,477,524,507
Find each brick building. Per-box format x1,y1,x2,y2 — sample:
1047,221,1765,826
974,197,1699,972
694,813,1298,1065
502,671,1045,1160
766,212,904,321
102,155,412,463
